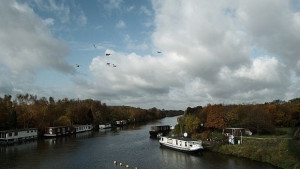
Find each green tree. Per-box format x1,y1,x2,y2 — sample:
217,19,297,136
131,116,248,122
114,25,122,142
184,114,200,135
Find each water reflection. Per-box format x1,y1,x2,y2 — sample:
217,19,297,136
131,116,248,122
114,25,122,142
0,141,37,154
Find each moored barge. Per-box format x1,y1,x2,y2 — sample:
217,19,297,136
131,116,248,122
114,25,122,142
99,123,112,129
115,120,127,127
44,126,71,137
0,128,38,145
159,136,203,153
149,125,171,138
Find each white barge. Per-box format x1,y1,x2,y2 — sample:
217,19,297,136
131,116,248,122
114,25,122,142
99,123,112,129
159,136,203,153
73,124,93,133
0,128,38,144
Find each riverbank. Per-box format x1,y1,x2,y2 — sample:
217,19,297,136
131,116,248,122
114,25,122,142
211,137,299,169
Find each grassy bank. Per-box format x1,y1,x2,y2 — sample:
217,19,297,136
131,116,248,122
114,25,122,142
212,137,299,169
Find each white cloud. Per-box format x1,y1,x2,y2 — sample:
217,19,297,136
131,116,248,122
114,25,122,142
42,18,55,26
234,57,283,83
140,6,152,16
124,34,148,51
2,0,300,110
127,6,134,12
77,10,87,26
75,0,300,109
116,20,126,28
33,0,87,26
34,0,70,23
104,0,123,10
0,0,74,95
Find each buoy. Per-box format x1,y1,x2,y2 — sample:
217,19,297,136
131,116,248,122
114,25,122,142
126,164,129,168
119,162,122,166
113,161,117,165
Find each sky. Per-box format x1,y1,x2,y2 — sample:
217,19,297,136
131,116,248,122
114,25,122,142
1,0,300,110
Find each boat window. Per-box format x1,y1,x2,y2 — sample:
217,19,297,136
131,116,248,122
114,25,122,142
176,140,178,145
185,142,187,147
8,132,12,137
14,132,18,136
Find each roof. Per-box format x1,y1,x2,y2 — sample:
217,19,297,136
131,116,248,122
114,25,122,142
163,136,199,142
0,128,37,133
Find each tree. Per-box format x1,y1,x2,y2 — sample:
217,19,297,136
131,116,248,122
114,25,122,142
204,105,226,130
9,109,17,129
184,114,200,135
242,106,274,134
54,116,71,126
87,108,94,124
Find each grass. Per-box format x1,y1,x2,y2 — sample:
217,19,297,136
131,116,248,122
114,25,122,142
212,137,300,169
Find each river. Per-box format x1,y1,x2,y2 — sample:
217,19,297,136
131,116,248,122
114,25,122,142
0,116,278,169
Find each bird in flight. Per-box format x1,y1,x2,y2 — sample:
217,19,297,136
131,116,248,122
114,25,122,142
93,44,97,48
157,51,162,53
112,64,117,67
75,64,80,67
106,63,110,66
106,53,111,56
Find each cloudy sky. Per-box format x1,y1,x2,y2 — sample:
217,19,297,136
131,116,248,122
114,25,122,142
1,0,300,110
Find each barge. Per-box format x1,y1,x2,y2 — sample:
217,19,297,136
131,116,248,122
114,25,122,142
44,126,71,137
159,136,203,153
115,120,127,127
149,125,171,138
99,123,112,129
0,128,38,145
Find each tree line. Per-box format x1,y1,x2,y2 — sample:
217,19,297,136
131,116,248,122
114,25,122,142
174,99,300,138
0,94,170,133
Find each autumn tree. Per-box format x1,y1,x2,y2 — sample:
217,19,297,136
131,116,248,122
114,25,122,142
204,104,226,130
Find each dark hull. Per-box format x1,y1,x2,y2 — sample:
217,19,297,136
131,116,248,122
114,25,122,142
149,130,171,138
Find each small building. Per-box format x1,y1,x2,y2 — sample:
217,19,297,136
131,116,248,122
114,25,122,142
0,128,38,144
224,128,245,136
224,128,252,136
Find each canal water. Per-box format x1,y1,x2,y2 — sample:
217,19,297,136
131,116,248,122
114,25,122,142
0,116,278,169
